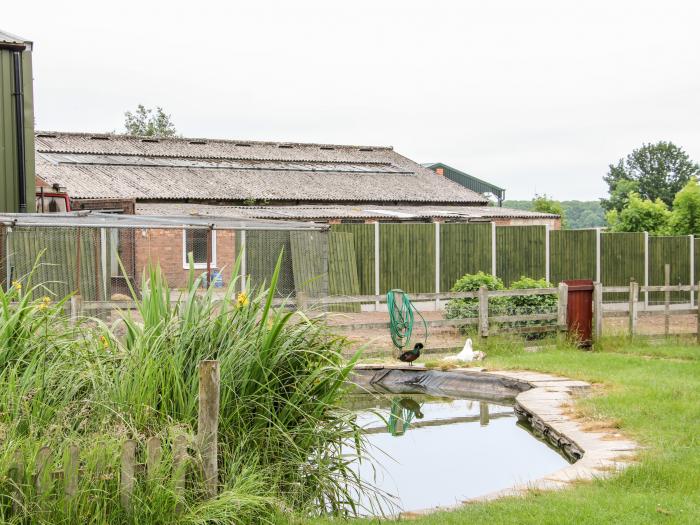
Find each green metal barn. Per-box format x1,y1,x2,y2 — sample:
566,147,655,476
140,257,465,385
0,29,35,213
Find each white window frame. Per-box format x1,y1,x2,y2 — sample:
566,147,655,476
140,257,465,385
182,229,217,269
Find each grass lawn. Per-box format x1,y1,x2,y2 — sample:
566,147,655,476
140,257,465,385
309,336,700,525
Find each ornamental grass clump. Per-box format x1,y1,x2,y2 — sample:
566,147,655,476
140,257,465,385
0,255,370,523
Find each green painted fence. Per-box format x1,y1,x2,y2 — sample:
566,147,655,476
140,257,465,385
440,223,492,291
648,236,690,304
496,225,546,286
330,224,375,295
550,229,596,283
601,232,645,301
327,232,360,312
290,231,329,299
379,223,435,294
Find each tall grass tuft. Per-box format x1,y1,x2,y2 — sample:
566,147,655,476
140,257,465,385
0,255,368,523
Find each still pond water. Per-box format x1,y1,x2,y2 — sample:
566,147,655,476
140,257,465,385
346,393,570,515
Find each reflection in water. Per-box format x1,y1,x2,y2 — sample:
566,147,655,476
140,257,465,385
349,393,570,515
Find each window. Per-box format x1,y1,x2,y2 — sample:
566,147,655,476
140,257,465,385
182,229,216,269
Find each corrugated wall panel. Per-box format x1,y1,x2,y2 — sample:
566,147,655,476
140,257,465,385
550,229,596,283
440,223,492,290
648,236,690,304
380,223,435,294
496,225,546,286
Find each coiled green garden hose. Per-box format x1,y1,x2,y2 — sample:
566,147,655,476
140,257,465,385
386,289,428,355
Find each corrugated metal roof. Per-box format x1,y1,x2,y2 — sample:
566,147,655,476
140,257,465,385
136,203,559,221
35,132,488,204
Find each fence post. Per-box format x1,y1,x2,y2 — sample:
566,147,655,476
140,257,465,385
557,282,568,331
172,431,188,516
491,222,497,277
146,436,163,480
434,221,440,311
593,282,603,342
64,444,79,498
4,226,11,289
696,281,700,345
198,360,220,499
644,231,649,308
374,222,380,311
478,285,489,339
628,279,638,337
690,235,695,308
595,228,601,283
35,446,52,495
664,264,671,336
545,224,550,283
479,402,490,427
70,294,83,323
240,229,247,292
10,449,24,514
120,439,136,510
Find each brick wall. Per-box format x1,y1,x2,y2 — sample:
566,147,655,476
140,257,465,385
492,217,561,229
135,228,237,289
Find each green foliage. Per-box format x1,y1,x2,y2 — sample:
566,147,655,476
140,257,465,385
124,104,178,137
444,271,504,320
669,178,700,235
503,200,606,229
0,256,370,523
605,192,671,234
532,194,565,227
601,141,700,212
506,276,556,312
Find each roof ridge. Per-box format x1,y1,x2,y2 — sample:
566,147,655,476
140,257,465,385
35,130,394,152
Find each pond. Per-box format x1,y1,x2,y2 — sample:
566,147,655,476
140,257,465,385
344,390,570,515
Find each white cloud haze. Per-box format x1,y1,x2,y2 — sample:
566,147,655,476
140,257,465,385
6,0,700,199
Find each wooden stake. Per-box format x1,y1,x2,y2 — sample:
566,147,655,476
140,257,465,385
664,264,671,336
34,446,52,495
197,360,220,499
146,436,162,480
478,286,489,339
557,282,568,331
120,440,136,510
10,449,24,514
593,282,603,342
64,444,79,498
628,279,638,337
479,402,490,427
172,432,188,515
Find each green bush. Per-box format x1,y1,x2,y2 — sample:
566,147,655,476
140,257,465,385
444,271,504,320
502,276,557,338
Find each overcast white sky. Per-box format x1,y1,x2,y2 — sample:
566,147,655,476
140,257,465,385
5,1,700,199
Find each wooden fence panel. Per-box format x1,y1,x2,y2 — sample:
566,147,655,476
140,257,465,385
649,236,690,304
440,223,492,291
601,232,644,302
550,229,596,283
496,225,546,286
380,223,435,294
331,224,375,295
327,232,361,312
290,231,329,298
246,230,294,296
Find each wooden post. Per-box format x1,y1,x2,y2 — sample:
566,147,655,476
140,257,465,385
35,446,52,495
197,360,220,499
593,282,603,342
628,280,638,337
374,222,380,311
557,282,568,331
206,227,213,289
240,229,247,293
696,281,700,345
664,264,671,336
64,444,79,498
120,440,136,510
146,436,162,480
70,294,83,323
478,285,489,339
491,222,497,277
10,449,24,514
172,432,188,515
479,402,490,427
434,221,440,311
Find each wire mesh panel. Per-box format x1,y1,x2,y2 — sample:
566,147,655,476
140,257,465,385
245,230,296,296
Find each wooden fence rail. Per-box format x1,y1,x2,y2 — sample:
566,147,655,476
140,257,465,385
4,361,220,515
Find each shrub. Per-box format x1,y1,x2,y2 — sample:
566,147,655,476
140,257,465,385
502,276,557,338
444,271,504,320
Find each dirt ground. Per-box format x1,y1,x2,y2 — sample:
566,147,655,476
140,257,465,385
325,310,699,358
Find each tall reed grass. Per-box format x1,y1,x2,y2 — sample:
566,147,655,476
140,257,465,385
0,256,368,523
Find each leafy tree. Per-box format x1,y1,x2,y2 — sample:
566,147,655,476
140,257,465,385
602,142,700,212
606,193,670,234
124,104,178,137
532,194,565,227
669,178,700,235
503,200,606,229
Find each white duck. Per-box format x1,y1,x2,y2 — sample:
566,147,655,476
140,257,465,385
445,338,486,362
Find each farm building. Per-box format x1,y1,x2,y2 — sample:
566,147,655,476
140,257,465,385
423,162,506,206
0,30,35,213
32,131,558,288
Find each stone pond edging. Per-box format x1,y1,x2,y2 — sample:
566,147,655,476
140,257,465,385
351,364,639,517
